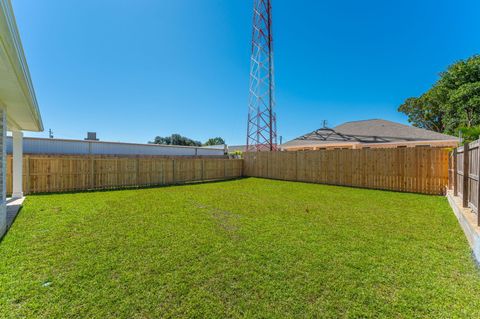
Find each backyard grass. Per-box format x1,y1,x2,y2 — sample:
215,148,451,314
1,178,480,318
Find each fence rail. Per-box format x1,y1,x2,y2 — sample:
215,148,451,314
450,140,480,225
244,148,450,195
6,155,243,194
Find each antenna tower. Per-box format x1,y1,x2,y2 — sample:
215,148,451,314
246,0,277,152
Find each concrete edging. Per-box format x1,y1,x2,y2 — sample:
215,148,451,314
446,192,480,263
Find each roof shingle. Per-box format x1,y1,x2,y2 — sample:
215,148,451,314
283,119,457,147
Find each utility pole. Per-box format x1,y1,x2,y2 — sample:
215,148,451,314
246,0,277,152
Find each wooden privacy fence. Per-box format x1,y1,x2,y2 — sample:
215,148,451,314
5,149,451,195
450,140,480,225
244,147,450,195
6,155,243,194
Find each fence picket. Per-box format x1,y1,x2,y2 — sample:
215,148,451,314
6,155,242,194
244,148,449,195
463,144,470,208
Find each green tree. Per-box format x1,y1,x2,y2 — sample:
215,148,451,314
459,126,480,144
398,88,447,132
203,137,225,146
150,134,201,146
398,55,480,135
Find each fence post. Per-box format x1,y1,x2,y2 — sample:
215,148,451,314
90,155,95,190
453,148,458,196
172,159,176,184
116,157,120,187
477,146,480,226
136,157,140,186
25,155,30,195
463,143,470,208
266,152,269,178
224,159,227,178
162,160,165,185
296,151,299,181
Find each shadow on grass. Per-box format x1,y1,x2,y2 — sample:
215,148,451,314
0,205,23,243
25,177,247,197
17,176,445,198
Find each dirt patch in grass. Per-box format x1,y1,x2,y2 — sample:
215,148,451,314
190,199,242,238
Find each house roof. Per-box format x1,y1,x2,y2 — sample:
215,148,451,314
282,119,457,148
0,0,43,132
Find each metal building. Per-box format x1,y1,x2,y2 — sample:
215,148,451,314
6,137,226,157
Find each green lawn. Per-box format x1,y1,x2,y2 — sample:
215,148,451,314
1,178,480,318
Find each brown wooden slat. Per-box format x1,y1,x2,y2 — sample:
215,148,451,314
6,155,242,194
244,147,450,195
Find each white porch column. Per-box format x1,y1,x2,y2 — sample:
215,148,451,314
12,130,23,199
0,108,6,237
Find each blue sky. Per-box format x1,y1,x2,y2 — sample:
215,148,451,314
12,0,480,145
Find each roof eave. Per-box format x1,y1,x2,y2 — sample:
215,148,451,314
0,0,43,132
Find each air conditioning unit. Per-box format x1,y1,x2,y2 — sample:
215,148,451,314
85,132,99,141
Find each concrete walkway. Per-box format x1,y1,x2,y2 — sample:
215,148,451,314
6,197,24,229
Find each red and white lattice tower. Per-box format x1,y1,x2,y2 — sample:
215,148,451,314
246,0,277,152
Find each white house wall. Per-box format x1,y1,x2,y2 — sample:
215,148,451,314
6,137,225,157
